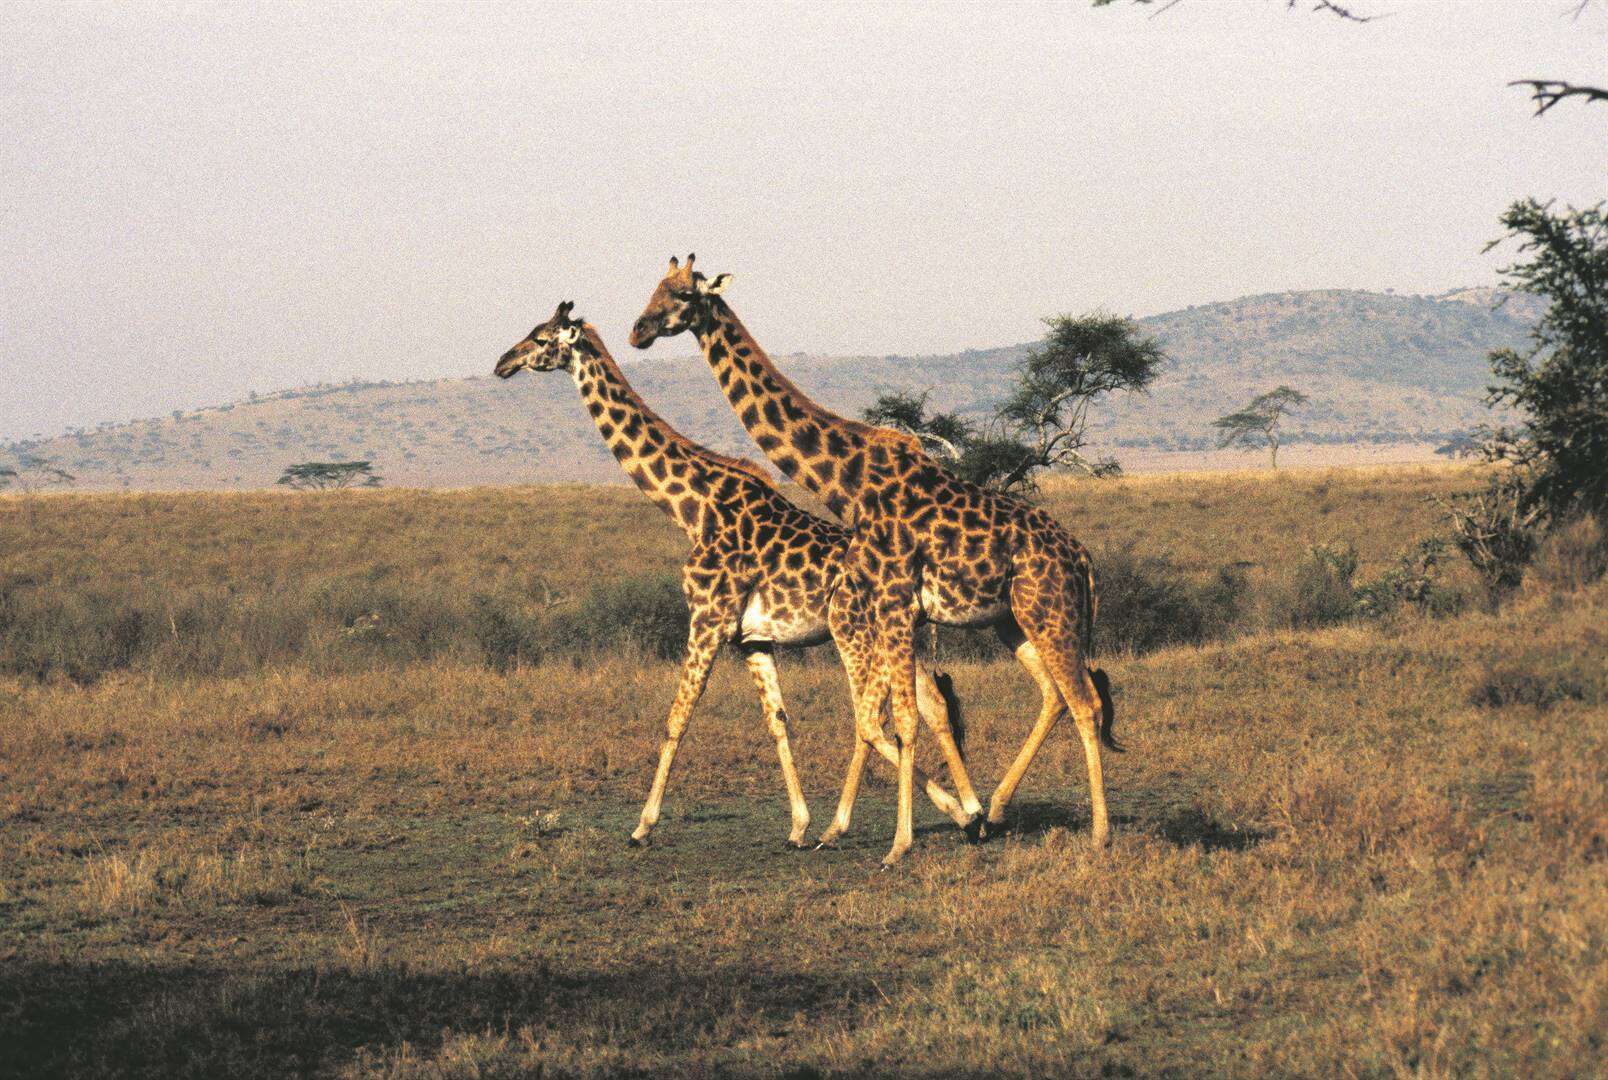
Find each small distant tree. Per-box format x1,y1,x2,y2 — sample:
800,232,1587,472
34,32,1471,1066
276,461,382,490
0,454,76,493
1212,386,1309,468
1434,432,1483,459
864,313,1165,492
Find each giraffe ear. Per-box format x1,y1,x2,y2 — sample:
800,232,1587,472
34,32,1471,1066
558,325,582,345
698,272,731,295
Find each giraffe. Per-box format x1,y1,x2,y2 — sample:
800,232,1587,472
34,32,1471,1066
630,258,1120,865
495,302,983,847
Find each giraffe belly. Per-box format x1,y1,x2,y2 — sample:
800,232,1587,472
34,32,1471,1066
740,594,831,647
919,580,1010,628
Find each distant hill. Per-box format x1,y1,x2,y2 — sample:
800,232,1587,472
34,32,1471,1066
7,288,1541,490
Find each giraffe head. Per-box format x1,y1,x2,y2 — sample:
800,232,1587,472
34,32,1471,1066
495,301,586,377
629,253,731,349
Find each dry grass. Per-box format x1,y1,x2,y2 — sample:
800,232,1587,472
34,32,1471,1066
2,467,1603,1077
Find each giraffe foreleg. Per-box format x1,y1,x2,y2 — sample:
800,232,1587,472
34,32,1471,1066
741,642,811,847
631,619,725,846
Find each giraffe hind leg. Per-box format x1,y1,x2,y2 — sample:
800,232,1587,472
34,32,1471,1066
741,642,811,847
986,619,1066,832
1014,618,1111,848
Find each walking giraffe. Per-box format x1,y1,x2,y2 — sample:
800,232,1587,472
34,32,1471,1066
630,258,1118,865
495,302,983,847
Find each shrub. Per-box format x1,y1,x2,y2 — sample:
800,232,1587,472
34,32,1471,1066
1272,543,1359,630
469,593,543,672
553,574,689,661
1354,537,1462,619
1471,655,1599,711
1093,548,1242,654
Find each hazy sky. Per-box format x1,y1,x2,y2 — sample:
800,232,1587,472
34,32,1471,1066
2,1,1603,442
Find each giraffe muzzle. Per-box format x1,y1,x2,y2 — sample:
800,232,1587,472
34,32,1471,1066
629,317,660,349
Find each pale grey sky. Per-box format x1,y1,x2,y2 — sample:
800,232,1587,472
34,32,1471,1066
2,0,1603,442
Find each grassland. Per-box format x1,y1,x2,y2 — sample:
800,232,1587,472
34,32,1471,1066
2,465,1604,1078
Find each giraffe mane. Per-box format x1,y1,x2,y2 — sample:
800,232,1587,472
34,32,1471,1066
577,322,777,489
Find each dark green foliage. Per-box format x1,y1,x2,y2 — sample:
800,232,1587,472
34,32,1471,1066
1480,200,1608,526
862,313,1163,492
277,461,382,490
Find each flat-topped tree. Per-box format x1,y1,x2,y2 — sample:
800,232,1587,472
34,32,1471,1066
1212,386,1308,469
495,302,981,848
632,255,1119,865
276,461,382,490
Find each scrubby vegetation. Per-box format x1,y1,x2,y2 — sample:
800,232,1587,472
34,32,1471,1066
2,465,1602,1077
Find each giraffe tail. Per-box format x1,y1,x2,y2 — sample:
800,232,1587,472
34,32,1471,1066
932,669,966,763
1089,666,1122,753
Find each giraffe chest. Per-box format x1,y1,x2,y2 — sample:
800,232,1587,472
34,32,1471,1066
740,588,831,647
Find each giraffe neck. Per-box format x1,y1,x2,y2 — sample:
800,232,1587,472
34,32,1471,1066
694,297,876,518
568,326,718,542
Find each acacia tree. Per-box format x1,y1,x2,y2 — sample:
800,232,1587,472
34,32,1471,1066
1211,386,1308,468
276,461,383,490
0,454,76,493
1480,200,1608,524
864,313,1165,492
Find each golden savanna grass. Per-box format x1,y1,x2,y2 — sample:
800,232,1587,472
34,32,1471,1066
2,464,1604,1078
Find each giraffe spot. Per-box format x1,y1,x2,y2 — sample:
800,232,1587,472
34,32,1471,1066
774,454,799,476
587,401,604,418
814,459,836,486
762,400,783,430
648,458,667,481
825,431,850,457
841,454,864,491
756,433,781,452
730,380,751,404
740,404,760,429
791,423,821,458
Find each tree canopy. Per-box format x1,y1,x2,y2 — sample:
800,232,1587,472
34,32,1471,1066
1211,386,1309,468
1480,200,1608,523
276,461,383,490
864,313,1164,492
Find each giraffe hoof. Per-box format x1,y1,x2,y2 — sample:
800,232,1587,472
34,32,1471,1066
628,835,649,849
962,816,986,844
